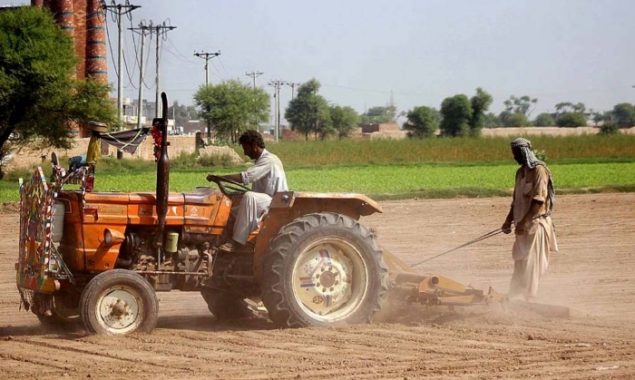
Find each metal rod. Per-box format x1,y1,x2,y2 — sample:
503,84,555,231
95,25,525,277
411,228,503,268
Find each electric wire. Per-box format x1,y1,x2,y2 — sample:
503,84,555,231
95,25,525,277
142,32,153,90
103,9,119,78
122,36,138,89
165,37,197,64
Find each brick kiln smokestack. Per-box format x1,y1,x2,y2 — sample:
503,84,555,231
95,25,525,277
86,0,107,84
56,0,75,36
32,0,109,137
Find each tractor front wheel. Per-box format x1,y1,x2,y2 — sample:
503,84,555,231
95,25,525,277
261,212,388,328
80,269,158,335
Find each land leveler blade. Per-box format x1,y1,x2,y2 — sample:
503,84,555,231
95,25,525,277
383,249,505,307
392,271,506,306
383,249,569,318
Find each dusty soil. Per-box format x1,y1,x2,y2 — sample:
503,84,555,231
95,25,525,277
1,193,634,379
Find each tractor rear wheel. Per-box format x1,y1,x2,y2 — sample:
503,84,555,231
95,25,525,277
261,212,388,328
80,269,158,335
200,288,253,321
33,292,80,327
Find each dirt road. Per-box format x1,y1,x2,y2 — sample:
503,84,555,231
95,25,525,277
1,193,634,379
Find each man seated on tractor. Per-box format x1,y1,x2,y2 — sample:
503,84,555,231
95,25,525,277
207,130,288,253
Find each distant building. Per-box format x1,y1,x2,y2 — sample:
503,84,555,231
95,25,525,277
360,123,406,139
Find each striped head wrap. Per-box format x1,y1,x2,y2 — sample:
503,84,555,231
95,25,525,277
511,137,556,212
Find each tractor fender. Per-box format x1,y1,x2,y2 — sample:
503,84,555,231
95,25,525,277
253,191,382,281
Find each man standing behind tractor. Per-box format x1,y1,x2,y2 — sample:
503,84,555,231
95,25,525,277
501,137,558,301
207,130,288,252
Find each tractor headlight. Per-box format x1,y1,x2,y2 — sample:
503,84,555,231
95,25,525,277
104,229,113,246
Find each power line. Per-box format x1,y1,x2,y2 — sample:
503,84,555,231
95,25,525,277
122,38,137,89
129,20,177,121
102,0,141,123
146,21,176,117
165,37,197,64
129,21,150,129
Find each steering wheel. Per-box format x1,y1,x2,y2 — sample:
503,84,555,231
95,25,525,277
206,174,250,196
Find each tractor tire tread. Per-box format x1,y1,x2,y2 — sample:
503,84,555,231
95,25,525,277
262,212,388,328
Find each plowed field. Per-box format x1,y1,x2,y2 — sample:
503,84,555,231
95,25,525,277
1,193,634,379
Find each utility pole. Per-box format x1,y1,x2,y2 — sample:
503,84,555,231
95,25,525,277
245,71,264,89
194,50,220,141
149,21,176,117
194,50,221,86
129,22,149,129
103,1,141,125
268,80,284,142
285,81,301,99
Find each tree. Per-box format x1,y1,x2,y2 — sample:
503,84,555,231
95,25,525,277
285,79,331,140
483,112,499,128
498,95,537,128
499,111,529,127
533,113,555,127
555,101,585,115
0,7,116,177
554,101,587,127
440,95,472,137
360,105,397,124
194,80,270,144
469,88,493,136
168,101,198,127
403,106,439,138
330,105,359,139
591,111,605,127
504,95,538,116
612,103,635,128
556,112,587,127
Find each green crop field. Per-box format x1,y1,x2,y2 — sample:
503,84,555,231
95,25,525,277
2,161,634,203
2,134,634,203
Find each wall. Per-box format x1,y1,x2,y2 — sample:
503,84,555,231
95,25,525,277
4,135,201,172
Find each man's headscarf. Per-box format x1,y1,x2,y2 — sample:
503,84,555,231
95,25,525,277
511,137,543,168
511,137,556,212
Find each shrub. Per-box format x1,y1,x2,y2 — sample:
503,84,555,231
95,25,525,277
599,122,619,135
198,152,240,167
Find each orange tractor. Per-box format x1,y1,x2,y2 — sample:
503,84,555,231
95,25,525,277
17,94,510,335
16,93,394,334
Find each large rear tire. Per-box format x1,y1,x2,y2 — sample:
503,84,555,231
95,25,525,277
33,292,80,327
261,212,388,328
200,288,253,321
80,269,158,335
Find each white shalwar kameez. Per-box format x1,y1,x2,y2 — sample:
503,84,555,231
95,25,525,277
233,149,288,244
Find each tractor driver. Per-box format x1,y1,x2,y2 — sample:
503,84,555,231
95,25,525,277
207,130,288,253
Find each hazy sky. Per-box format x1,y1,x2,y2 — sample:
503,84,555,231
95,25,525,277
3,0,635,118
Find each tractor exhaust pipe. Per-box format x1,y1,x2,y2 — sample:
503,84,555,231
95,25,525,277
155,92,169,259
